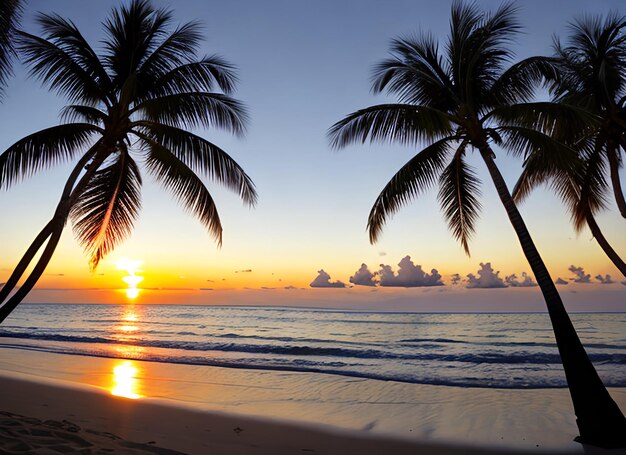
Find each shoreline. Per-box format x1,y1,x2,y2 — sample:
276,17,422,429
0,374,564,455
2,348,626,454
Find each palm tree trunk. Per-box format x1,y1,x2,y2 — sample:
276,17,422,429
586,213,626,278
479,145,626,448
0,144,100,306
0,220,64,323
0,220,55,304
0,145,107,322
607,141,626,219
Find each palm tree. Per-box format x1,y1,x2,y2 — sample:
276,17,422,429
0,0,256,321
329,2,626,448
514,13,626,278
0,0,23,96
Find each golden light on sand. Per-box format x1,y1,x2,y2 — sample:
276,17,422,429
116,258,144,300
111,360,141,399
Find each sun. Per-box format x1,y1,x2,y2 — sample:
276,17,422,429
116,258,144,299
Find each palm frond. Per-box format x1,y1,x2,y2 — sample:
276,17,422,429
17,31,107,104
461,1,520,105
437,144,482,255
574,137,610,230
488,101,599,138
143,56,238,100
447,1,520,107
140,134,223,245
0,0,23,96
446,0,482,90
133,92,248,135
552,12,626,107
70,148,142,270
137,21,202,82
497,125,578,160
35,13,113,101
0,123,100,189
103,0,173,87
372,35,457,110
132,123,257,206
367,137,454,243
328,104,453,149
490,56,560,105
60,105,107,125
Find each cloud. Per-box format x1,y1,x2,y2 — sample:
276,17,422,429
310,270,346,288
199,288,214,291
46,273,65,277
261,286,276,290
379,251,387,257
349,263,377,287
206,279,215,283
466,263,507,288
378,256,443,287
555,278,568,285
568,265,591,283
505,272,537,287
235,269,252,273
622,281,626,286
450,273,462,285
284,285,298,290
595,274,614,284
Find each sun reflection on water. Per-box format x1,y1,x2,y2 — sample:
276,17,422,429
111,360,141,399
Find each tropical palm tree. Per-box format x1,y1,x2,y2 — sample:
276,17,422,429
514,13,626,278
0,0,256,321
0,0,23,96
329,1,626,448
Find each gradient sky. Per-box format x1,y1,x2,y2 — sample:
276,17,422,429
0,0,625,309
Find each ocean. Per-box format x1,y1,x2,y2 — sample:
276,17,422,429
0,304,624,389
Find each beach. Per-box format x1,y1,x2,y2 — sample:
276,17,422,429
2,347,626,454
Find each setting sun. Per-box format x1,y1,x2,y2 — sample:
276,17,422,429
116,259,144,300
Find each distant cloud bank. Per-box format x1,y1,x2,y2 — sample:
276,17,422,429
505,272,537,288
595,274,614,284
466,263,507,289
310,259,620,291
349,264,377,287
378,256,443,287
310,270,346,288
568,265,591,283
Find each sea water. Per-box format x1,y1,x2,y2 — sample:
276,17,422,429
0,304,624,388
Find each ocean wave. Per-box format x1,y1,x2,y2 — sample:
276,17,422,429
1,341,625,389
2,331,626,365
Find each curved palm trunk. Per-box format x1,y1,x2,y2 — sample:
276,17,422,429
0,147,100,306
0,221,64,323
0,220,55,305
0,146,107,323
607,142,626,219
586,214,626,278
479,145,626,448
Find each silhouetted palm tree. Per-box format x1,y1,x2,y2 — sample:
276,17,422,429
514,13,626,277
0,0,256,321
0,0,23,96
329,2,626,448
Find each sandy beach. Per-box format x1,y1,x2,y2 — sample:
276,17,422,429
2,348,625,454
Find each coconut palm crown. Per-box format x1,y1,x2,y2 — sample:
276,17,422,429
329,1,626,448
0,0,256,319
513,13,626,276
